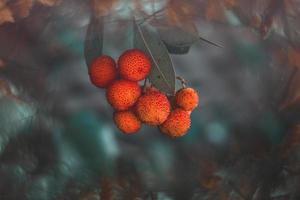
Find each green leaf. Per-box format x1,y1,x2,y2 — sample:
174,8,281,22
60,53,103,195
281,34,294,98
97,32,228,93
84,16,104,68
158,23,222,54
157,23,199,55
134,21,176,95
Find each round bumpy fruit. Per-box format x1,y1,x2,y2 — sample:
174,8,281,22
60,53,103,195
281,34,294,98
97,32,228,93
89,55,117,88
114,111,141,134
118,49,151,81
175,87,199,111
135,91,171,125
159,109,191,137
106,80,141,111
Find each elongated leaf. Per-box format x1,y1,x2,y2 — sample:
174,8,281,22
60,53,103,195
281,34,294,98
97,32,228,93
84,16,104,68
134,21,176,95
158,23,199,54
158,22,222,54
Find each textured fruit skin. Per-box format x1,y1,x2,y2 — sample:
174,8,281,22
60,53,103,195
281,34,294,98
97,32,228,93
114,111,141,134
89,55,117,88
144,86,159,95
175,88,199,111
107,80,141,111
118,49,151,81
135,91,171,125
159,109,191,137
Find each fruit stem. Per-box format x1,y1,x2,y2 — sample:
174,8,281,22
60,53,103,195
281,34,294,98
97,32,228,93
143,78,148,93
176,76,187,88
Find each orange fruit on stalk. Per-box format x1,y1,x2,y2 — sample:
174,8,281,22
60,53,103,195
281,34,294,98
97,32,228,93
135,91,171,125
118,49,151,81
175,87,199,111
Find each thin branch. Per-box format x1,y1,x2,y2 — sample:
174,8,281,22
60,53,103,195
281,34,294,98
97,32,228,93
199,36,224,48
138,6,167,25
142,78,148,93
271,193,290,200
176,76,187,88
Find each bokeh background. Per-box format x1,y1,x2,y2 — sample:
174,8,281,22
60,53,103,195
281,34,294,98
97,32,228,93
1,0,300,199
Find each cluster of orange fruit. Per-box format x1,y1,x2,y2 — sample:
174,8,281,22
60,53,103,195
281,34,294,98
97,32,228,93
88,49,199,137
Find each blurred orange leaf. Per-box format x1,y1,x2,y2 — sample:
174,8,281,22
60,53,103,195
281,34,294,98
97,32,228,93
37,0,61,6
0,2,14,25
223,0,238,8
203,0,237,22
0,0,60,26
280,69,300,110
271,47,287,65
9,0,33,18
0,79,21,102
281,124,300,157
91,0,118,17
205,0,226,22
100,177,114,200
0,59,5,69
239,176,256,199
166,0,197,25
200,175,222,189
288,47,300,69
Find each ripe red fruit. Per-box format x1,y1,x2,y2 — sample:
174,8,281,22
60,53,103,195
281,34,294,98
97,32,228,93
89,55,117,88
175,87,199,111
114,110,141,134
135,91,171,125
159,108,191,137
118,49,151,81
106,80,141,111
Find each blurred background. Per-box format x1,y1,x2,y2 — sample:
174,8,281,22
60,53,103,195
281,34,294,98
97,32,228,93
1,0,300,199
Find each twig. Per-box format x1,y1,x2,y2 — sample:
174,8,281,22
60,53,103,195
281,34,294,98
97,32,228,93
176,76,187,88
271,193,290,199
142,78,148,93
138,6,167,25
199,36,223,48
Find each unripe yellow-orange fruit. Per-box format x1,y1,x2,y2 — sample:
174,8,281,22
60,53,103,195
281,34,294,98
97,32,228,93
159,109,191,137
106,80,141,111
175,87,199,111
118,49,151,81
114,110,141,134
135,91,171,125
89,55,117,88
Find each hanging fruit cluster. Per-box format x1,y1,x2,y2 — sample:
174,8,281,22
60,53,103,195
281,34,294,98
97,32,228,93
88,49,199,137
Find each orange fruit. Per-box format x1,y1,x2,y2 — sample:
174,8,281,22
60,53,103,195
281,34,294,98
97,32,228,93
89,55,117,88
135,91,171,125
118,49,151,81
159,108,191,137
114,110,141,134
106,80,141,111
175,87,199,111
